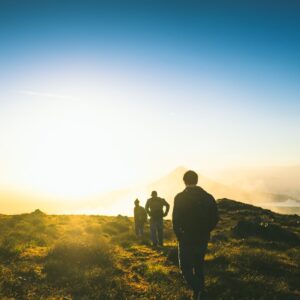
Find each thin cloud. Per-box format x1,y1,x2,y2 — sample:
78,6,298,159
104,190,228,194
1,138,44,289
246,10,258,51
20,90,78,100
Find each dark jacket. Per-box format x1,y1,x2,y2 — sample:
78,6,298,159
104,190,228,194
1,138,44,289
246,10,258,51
172,186,219,245
145,197,170,220
134,206,147,224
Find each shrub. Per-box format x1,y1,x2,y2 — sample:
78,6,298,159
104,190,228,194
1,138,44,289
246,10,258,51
111,231,137,247
0,240,21,260
85,224,103,235
232,220,300,246
102,220,130,235
43,236,127,299
44,236,114,283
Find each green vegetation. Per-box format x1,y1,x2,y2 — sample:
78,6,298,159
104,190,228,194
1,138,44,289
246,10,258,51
0,200,299,299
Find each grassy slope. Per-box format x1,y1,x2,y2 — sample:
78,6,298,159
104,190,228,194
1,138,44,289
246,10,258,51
0,199,299,300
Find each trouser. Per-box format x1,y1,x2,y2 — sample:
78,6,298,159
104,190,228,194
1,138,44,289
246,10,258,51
150,218,163,245
135,222,144,237
178,241,208,294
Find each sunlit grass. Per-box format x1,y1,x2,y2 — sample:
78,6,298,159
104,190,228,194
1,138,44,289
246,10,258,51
0,199,299,299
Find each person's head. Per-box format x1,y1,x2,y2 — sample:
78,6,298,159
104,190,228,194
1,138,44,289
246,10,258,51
183,170,198,186
134,199,140,206
151,191,157,197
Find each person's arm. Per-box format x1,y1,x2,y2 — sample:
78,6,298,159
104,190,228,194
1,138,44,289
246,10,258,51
172,196,183,241
208,194,219,231
145,199,151,216
163,199,170,217
142,208,147,222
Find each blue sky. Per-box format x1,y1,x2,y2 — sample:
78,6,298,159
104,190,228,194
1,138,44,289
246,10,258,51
0,0,299,196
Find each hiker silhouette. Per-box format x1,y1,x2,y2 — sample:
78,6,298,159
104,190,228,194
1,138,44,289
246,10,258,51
172,170,219,300
133,199,147,238
145,191,170,247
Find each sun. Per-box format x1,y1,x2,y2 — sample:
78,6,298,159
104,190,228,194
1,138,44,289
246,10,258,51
1,94,145,199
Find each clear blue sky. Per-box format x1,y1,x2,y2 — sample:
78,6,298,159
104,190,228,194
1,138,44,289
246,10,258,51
0,0,299,197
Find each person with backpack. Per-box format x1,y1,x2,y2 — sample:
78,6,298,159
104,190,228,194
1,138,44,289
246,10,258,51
145,191,170,247
172,170,219,300
134,199,147,238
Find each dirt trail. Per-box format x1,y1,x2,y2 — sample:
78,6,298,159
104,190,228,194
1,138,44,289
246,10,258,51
117,245,164,297
116,243,192,300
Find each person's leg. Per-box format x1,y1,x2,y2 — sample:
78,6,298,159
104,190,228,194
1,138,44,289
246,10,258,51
135,222,139,236
139,223,143,238
193,242,208,294
157,219,164,246
178,243,198,293
150,219,158,246
135,222,141,237
154,219,160,245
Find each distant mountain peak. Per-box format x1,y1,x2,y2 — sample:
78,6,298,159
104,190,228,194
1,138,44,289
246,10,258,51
169,166,188,174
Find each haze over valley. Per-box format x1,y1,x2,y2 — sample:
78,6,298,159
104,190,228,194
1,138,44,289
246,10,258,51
1,166,299,216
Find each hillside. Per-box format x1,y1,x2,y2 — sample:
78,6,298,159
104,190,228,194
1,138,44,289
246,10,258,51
0,200,299,299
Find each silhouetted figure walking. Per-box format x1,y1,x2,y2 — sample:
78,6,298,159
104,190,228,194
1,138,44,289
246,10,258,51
145,191,170,247
134,199,147,238
173,170,218,300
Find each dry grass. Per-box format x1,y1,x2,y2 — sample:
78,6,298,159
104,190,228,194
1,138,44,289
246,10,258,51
0,200,299,299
